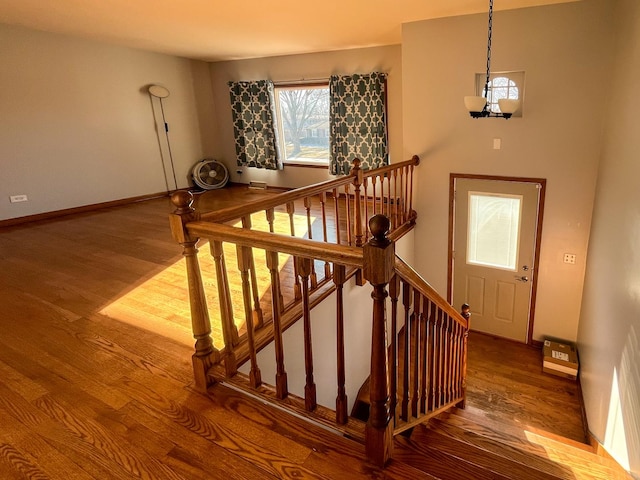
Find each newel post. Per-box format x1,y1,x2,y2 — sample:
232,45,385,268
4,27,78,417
169,190,219,391
457,303,471,409
363,214,395,467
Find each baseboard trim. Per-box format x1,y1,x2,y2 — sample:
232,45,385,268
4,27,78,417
531,339,544,349
577,371,591,445
0,191,169,228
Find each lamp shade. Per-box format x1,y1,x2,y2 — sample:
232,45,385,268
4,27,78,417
498,98,520,114
464,96,487,113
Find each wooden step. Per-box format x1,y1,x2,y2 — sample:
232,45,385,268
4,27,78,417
394,433,514,480
448,406,594,453
412,425,564,480
427,407,631,480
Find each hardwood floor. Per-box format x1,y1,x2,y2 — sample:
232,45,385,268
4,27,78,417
0,186,603,479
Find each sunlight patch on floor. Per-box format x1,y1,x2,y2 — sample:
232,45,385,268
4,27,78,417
99,211,314,349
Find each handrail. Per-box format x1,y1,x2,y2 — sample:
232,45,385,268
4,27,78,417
187,221,363,268
200,175,355,223
361,155,420,180
198,155,421,225
394,257,468,328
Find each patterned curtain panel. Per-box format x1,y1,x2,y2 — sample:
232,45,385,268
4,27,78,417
329,72,388,176
228,80,282,170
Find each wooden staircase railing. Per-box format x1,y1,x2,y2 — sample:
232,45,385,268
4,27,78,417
169,156,420,389
362,215,471,466
168,155,471,467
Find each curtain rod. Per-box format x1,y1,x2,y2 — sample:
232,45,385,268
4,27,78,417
273,77,330,86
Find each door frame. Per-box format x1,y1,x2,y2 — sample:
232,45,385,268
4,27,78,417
447,173,547,345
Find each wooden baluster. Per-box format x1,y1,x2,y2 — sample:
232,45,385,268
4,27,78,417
457,304,471,409
344,184,352,245
334,264,348,424
392,169,399,230
437,309,445,407
350,159,364,247
429,307,440,411
363,177,370,243
363,215,394,467
319,192,332,280
266,207,275,233
303,197,318,289
419,297,430,414
452,320,458,401
386,174,392,219
237,245,261,388
380,175,386,217
400,281,411,422
446,315,454,404
169,191,219,391
400,165,406,224
371,176,378,216
287,202,302,300
441,314,449,405
411,289,422,418
388,274,400,425
241,215,264,328
297,256,317,411
333,188,341,245
210,240,238,376
266,249,288,399
265,208,285,312
453,320,462,399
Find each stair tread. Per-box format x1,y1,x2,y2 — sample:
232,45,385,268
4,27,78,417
414,425,566,480
395,433,515,480
432,408,631,479
451,406,593,452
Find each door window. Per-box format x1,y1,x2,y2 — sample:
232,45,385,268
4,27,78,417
467,192,522,271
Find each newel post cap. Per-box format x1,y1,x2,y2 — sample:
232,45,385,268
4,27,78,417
169,190,197,244
363,214,395,285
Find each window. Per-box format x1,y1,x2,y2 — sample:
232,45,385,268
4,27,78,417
467,192,522,271
274,84,330,166
475,71,525,117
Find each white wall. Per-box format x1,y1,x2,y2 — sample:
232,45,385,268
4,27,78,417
401,0,612,342
0,24,216,220
208,45,403,189
578,0,640,476
241,274,373,413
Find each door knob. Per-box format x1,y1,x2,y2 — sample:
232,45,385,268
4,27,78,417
515,276,529,282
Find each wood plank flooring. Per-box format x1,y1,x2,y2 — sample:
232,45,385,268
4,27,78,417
0,186,606,479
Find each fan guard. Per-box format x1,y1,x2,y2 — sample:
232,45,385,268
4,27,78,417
192,159,229,190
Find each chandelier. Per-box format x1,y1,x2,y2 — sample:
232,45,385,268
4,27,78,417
464,0,520,119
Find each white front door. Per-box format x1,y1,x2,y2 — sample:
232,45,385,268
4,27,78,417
451,177,543,343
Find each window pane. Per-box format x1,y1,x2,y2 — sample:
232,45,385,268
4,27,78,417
276,86,329,164
467,193,521,270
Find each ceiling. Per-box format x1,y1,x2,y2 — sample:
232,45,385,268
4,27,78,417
0,0,579,62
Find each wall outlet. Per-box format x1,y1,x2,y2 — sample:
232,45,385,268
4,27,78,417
563,253,576,265
9,194,28,203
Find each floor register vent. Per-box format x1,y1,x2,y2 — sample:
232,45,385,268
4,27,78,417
248,181,268,190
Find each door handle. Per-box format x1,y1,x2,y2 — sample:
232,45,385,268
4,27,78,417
515,276,529,282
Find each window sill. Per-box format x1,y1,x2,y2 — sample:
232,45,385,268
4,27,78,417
284,161,329,169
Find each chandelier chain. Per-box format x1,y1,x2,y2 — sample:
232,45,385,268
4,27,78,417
483,0,494,100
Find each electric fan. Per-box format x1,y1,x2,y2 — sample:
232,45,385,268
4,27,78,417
191,158,229,190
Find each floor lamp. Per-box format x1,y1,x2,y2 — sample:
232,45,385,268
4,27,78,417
148,85,178,192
